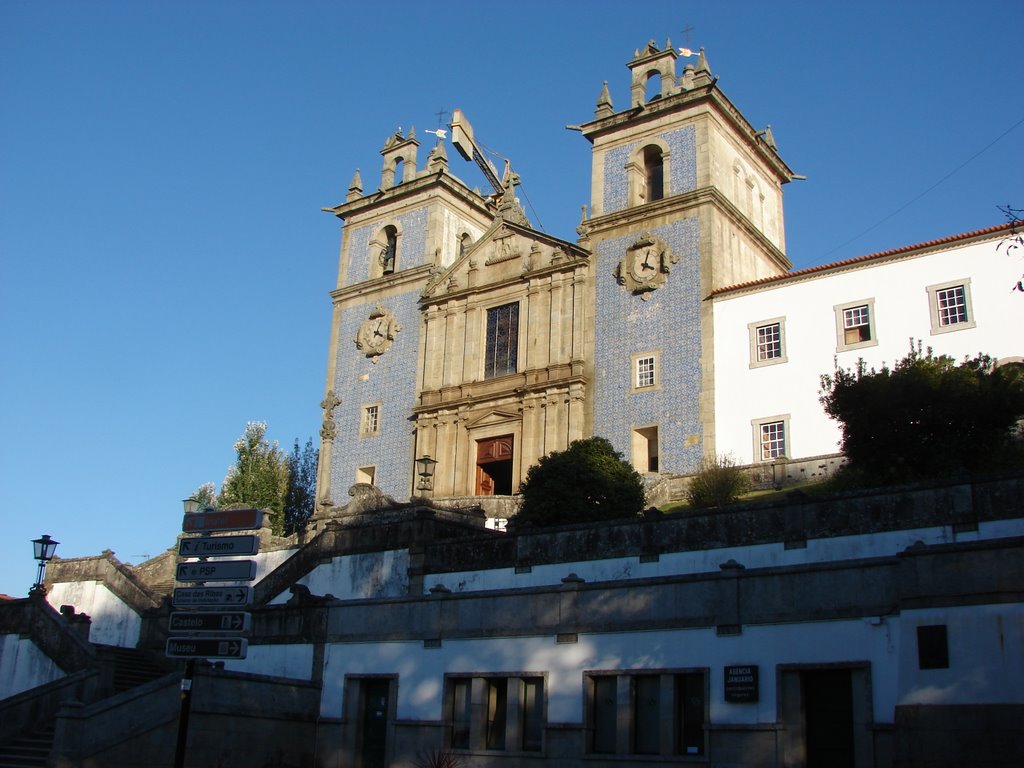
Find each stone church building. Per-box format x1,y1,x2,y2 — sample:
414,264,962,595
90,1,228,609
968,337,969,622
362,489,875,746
317,40,1017,515
2,40,1021,768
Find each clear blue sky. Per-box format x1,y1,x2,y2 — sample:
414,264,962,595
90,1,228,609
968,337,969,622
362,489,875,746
1,0,1021,597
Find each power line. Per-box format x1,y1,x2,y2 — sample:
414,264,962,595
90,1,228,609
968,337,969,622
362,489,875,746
820,113,1024,260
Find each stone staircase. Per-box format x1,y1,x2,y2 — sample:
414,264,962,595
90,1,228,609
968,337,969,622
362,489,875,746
96,644,175,693
0,725,54,768
0,646,175,767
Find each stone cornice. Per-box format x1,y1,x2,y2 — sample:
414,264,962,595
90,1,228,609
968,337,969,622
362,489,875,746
583,186,791,275
323,169,492,222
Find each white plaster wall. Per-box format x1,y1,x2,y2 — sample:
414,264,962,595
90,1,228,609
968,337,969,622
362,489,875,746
896,603,1024,705
254,547,298,582
47,581,141,648
267,549,410,605
428,518,1024,594
0,634,64,698
317,618,899,725
712,236,1021,464
223,642,314,681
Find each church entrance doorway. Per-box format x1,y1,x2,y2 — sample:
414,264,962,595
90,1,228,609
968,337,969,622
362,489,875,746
476,435,513,495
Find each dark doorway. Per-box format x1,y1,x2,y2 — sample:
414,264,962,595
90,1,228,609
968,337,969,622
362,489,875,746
802,669,854,768
476,435,513,495
359,679,390,768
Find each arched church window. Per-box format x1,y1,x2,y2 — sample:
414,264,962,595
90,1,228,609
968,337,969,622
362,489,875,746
381,226,398,274
392,157,404,187
643,145,664,202
459,232,471,258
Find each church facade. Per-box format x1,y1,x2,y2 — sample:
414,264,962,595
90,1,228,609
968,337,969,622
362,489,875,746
316,40,1019,512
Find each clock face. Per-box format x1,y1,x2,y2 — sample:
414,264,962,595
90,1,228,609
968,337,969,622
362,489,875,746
355,305,400,360
631,246,657,282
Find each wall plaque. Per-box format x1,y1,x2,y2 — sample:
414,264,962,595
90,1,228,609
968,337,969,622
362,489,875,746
724,665,759,703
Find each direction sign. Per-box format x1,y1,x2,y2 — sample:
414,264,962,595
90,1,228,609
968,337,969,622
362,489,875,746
175,560,256,583
169,611,251,635
181,508,263,534
178,535,260,558
173,586,253,608
166,637,248,660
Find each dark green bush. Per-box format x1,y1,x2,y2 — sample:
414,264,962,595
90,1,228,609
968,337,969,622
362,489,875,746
515,437,645,527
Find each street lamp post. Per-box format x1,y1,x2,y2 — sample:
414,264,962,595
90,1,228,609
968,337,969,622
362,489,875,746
30,534,59,596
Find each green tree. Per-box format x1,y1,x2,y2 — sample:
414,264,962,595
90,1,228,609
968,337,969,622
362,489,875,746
515,437,645,527
219,421,289,534
820,342,1024,485
188,482,217,510
283,437,318,535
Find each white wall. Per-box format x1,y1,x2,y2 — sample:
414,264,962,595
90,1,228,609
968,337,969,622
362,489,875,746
896,603,1024,706
316,618,900,725
712,233,1021,464
268,549,410,605
0,634,64,698
47,581,141,648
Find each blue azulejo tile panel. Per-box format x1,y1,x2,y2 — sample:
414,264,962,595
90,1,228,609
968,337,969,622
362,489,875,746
329,289,422,501
601,125,697,215
592,217,703,474
344,208,430,287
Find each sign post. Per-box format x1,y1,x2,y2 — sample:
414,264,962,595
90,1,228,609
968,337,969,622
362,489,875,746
171,505,262,768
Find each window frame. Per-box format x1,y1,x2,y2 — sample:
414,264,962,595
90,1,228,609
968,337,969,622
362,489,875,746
747,317,787,368
926,279,975,335
631,350,662,392
360,402,382,438
483,301,521,380
833,298,878,352
445,674,546,754
585,669,708,757
752,414,790,462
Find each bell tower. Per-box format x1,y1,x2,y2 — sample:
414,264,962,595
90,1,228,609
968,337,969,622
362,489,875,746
578,40,795,476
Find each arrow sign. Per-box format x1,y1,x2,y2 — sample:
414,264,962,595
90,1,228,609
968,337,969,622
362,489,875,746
169,611,251,635
173,586,253,608
178,535,260,558
166,637,248,660
181,508,263,534
175,560,256,583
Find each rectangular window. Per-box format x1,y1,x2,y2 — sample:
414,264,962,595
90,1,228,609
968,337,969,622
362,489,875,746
927,280,975,334
752,415,790,462
450,678,471,749
447,675,544,752
485,678,507,750
484,302,519,379
588,671,706,756
757,323,782,360
760,421,785,460
632,350,662,391
843,305,870,343
936,286,967,325
834,299,877,352
917,625,950,669
521,677,544,751
360,403,381,437
748,318,787,368
637,356,656,387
